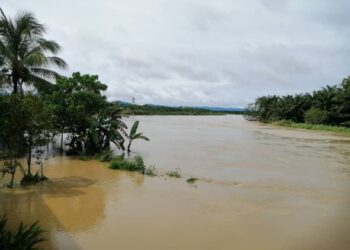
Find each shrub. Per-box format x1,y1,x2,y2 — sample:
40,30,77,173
304,108,328,124
109,155,146,173
341,121,350,128
20,172,47,186
0,215,45,250
95,150,114,162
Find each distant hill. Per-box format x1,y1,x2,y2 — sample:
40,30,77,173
113,101,246,115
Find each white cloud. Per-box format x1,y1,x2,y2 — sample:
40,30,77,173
2,0,350,107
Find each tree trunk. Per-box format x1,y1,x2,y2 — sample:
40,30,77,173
60,132,64,152
40,163,44,178
12,75,19,94
9,172,15,188
127,140,132,152
27,143,32,176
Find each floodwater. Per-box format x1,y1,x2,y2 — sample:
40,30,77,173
1,115,350,250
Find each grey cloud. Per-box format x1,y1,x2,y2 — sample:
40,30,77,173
2,0,350,107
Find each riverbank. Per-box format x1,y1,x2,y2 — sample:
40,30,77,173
115,102,245,115
271,120,350,136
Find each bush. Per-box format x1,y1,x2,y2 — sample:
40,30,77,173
109,155,146,173
304,108,328,124
0,215,45,250
341,121,350,128
20,172,47,186
95,150,114,162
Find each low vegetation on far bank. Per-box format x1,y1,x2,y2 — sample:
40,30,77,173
115,101,245,116
272,120,350,135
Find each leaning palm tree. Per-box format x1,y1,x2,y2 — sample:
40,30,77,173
127,121,149,152
0,8,67,94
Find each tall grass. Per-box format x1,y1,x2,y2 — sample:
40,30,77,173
109,155,147,174
272,120,350,135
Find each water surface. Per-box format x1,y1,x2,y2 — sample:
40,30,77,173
1,115,350,250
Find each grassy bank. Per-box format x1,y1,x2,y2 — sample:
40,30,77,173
271,120,350,135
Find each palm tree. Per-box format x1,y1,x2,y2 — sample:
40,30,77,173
127,121,149,152
0,8,67,94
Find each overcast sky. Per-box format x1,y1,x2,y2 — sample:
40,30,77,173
2,0,350,107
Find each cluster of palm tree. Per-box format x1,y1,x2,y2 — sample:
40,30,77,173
246,78,350,127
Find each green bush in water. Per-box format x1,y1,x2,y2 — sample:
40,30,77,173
20,172,47,186
0,215,45,250
95,150,114,162
109,155,146,173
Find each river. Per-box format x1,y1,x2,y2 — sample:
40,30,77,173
0,115,349,250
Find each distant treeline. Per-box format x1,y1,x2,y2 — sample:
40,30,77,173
114,102,245,115
246,76,350,127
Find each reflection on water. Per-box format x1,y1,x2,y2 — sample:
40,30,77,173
0,115,350,250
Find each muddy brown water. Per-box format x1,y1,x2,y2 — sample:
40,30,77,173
1,115,350,250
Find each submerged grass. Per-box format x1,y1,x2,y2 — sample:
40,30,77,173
272,120,350,135
166,169,181,178
109,155,156,176
186,177,198,184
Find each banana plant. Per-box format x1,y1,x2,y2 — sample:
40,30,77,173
127,121,149,152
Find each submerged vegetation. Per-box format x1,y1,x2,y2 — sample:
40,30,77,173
109,155,156,176
0,216,45,250
166,169,182,178
186,177,198,184
246,77,350,131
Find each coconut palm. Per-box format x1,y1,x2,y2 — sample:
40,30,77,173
127,121,149,152
0,8,67,94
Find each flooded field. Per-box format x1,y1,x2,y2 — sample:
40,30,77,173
1,115,350,250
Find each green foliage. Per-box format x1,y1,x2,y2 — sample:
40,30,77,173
272,120,350,134
109,155,146,173
95,150,114,162
166,169,181,178
304,108,328,124
127,121,149,152
341,121,350,128
0,94,52,183
0,216,45,250
186,177,198,184
47,72,127,155
247,77,350,127
0,8,67,94
0,160,22,188
20,172,47,186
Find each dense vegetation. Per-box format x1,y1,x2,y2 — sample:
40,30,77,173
115,101,244,115
246,77,350,129
0,8,149,190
